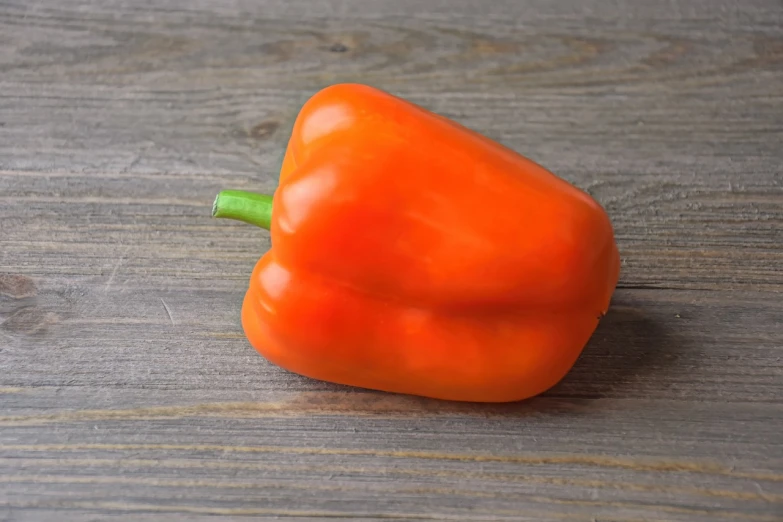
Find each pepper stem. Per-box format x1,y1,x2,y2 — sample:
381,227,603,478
212,190,274,230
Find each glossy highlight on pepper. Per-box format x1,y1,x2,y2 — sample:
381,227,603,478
213,83,620,403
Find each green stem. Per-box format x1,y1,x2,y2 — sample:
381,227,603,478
212,190,274,230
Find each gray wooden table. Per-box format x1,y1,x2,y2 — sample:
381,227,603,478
1,1,782,520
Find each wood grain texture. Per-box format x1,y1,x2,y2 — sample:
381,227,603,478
1,0,782,520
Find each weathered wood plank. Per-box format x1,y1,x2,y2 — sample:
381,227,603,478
1,0,782,520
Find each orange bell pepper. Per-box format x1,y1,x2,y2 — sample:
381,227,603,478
212,83,620,402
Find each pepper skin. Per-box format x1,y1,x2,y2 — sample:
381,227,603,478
213,83,620,403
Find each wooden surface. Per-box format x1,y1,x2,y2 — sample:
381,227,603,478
1,0,782,520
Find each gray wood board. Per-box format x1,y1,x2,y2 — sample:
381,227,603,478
1,0,782,520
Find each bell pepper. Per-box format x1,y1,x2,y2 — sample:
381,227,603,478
212,83,620,403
